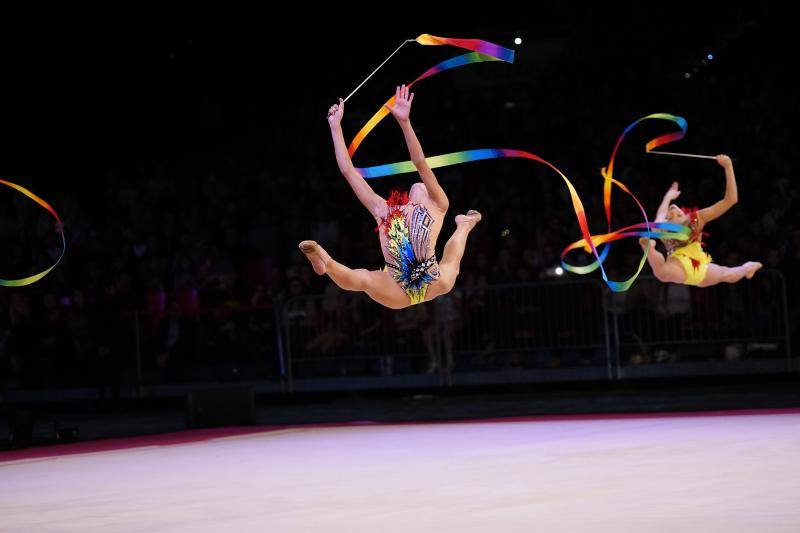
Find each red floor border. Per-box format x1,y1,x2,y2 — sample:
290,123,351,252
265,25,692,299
3,407,800,464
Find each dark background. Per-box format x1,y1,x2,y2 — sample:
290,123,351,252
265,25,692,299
1,4,798,444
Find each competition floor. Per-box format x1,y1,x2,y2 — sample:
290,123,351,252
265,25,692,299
2,408,800,532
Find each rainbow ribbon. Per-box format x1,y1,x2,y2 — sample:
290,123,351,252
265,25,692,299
346,34,690,291
0,178,66,287
559,113,691,291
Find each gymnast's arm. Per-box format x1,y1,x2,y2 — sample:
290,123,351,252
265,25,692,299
698,155,738,225
385,85,449,212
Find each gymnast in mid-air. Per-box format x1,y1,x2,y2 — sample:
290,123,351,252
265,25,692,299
639,155,762,286
300,85,481,308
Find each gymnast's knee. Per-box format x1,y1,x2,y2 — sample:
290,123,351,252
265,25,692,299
653,268,672,283
437,274,458,295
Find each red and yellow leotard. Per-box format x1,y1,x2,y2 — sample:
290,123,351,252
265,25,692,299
662,213,712,286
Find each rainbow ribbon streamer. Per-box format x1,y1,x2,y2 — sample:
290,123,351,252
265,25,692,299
0,178,66,287
559,113,691,291
346,34,690,292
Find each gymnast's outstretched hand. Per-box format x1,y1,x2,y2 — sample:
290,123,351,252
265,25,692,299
384,84,414,123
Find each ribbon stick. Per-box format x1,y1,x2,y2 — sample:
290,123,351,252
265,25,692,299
343,39,416,103
647,150,717,160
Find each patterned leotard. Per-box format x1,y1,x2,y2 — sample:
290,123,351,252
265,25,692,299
378,199,440,305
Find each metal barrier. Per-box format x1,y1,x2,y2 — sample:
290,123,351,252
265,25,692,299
2,270,793,400
283,270,792,389
610,269,791,378
283,291,436,382
282,280,611,389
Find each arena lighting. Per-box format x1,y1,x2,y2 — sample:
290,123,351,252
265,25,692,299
707,53,714,60
514,37,522,45
555,267,564,276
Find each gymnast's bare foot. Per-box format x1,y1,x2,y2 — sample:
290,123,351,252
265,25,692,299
744,261,762,279
455,210,482,229
299,240,331,275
